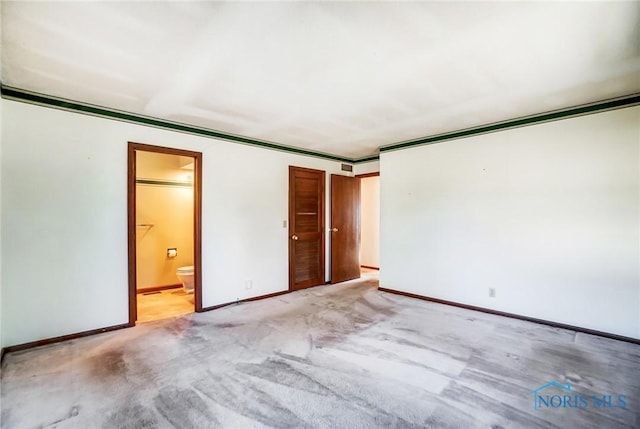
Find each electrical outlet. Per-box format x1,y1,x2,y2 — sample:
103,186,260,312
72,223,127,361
245,279,253,290
489,288,496,298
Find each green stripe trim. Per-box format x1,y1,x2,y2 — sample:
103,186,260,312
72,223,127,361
4,84,634,162
136,179,193,188
0,85,354,163
380,93,640,153
352,155,380,163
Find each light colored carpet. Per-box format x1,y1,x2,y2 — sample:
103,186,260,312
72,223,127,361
1,277,638,428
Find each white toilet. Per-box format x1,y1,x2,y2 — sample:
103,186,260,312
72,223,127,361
176,266,195,293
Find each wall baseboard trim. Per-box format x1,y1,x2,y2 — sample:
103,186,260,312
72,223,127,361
1,323,132,359
361,265,380,270
201,290,290,312
378,287,640,345
137,284,182,294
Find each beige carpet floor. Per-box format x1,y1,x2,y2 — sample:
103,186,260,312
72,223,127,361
1,275,638,428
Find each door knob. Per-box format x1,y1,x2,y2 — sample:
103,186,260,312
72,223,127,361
331,228,339,232
291,234,299,240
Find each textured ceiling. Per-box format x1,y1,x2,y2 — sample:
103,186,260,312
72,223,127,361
2,1,639,159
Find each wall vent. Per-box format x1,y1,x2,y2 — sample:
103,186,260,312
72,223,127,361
341,164,353,172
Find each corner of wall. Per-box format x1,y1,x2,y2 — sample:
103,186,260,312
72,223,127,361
1,94,4,351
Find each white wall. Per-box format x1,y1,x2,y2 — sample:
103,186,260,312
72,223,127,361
354,160,379,176
360,176,380,268
1,100,348,347
381,106,640,339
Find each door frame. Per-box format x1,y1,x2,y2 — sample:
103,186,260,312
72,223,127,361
127,142,203,325
355,172,380,179
355,171,380,271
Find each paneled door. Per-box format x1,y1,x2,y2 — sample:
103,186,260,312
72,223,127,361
330,175,361,283
289,166,326,291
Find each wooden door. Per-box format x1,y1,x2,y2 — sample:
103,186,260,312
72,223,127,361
330,174,361,283
289,166,325,291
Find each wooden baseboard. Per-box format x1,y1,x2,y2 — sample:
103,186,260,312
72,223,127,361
137,284,182,294
1,323,132,358
201,290,289,312
4,289,294,358
361,265,380,270
378,287,640,346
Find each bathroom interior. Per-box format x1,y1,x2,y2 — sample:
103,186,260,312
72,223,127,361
136,150,195,323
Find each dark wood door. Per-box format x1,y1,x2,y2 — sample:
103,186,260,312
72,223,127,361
289,166,325,291
330,174,361,283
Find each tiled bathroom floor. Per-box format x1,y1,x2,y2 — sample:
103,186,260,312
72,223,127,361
137,288,194,323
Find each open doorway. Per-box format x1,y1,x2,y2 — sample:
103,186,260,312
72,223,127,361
128,142,203,325
357,172,380,280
